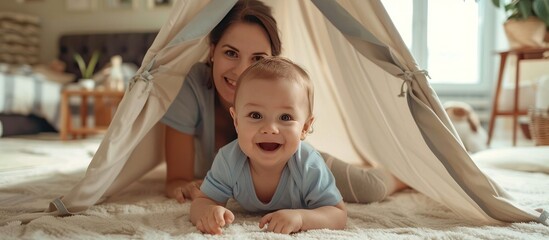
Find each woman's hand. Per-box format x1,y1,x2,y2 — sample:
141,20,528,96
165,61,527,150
165,179,203,203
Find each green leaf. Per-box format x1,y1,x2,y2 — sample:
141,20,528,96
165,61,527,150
533,0,549,27
517,0,534,19
85,51,100,79
73,53,87,78
73,51,100,79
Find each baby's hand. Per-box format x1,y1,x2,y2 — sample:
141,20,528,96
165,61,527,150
259,209,303,234
195,205,234,235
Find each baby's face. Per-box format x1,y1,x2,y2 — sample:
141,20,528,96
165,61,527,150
230,78,312,170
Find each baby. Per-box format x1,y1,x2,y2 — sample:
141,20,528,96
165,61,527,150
190,57,347,234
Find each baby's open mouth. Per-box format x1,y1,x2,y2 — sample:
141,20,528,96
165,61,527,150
257,142,281,151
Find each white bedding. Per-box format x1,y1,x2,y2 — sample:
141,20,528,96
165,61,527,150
0,72,62,130
472,146,549,174
1,135,548,239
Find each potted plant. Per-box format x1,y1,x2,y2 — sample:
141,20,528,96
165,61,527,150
490,0,549,48
74,51,100,90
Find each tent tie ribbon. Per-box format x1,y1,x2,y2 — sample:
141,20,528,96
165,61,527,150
397,70,430,97
128,70,154,92
49,197,72,216
537,208,548,224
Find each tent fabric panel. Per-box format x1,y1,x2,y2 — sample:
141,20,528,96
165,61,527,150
407,90,546,223
58,78,155,213
138,1,211,72
269,0,366,166
165,0,237,49
102,123,165,198
49,0,235,215
305,0,491,221
312,0,546,224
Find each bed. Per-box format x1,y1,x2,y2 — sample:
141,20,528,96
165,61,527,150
0,28,157,137
0,12,56,136
0,134,548,239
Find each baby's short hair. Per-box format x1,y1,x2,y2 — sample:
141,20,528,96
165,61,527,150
234,57,314,116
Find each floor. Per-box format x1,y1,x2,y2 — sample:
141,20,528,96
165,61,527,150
487,117,536,149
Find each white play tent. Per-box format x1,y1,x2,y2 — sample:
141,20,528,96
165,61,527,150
8,0,547,225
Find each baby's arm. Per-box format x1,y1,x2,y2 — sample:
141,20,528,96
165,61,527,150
258,201,347,234
190,191,235,235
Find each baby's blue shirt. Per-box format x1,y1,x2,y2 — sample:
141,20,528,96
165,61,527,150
201,140,342,212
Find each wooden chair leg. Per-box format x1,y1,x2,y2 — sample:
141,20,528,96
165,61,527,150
487,52,508,146
81,95,88,139
95,95,108,128
60,91,69,140
512,53,524,146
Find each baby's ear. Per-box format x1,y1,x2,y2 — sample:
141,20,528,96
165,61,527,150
301,116,315,140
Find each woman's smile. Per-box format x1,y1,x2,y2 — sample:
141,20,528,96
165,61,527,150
224,76,237,89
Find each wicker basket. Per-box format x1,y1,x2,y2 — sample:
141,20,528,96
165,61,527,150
529,108,549,146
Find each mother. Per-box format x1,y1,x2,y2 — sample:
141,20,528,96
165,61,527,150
161,0,406,204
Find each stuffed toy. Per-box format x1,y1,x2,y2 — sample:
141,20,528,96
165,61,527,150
444,101,487,153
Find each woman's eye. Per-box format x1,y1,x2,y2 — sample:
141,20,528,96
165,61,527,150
249,112,262,119
225,50,238,58
251,55,265,62
280,114,293,121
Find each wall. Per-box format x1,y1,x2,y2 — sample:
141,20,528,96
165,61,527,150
0,0,171,63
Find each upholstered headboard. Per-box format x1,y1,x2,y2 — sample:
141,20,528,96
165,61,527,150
58,32,158,79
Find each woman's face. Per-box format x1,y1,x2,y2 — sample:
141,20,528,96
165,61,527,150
210,22,272,109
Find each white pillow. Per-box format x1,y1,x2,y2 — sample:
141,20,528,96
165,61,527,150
472,146,549,173
33,64,76,85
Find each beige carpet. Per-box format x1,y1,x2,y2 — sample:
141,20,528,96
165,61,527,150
1,134,548,239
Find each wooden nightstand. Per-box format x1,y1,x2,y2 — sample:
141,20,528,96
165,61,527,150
487,47,549,146
60,88,124,140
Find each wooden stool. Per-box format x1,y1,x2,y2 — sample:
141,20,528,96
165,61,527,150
60,88,124,140
487,47,549,146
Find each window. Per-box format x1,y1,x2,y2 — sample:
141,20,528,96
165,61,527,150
381,0,499,96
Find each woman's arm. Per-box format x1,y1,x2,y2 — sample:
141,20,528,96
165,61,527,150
165,124,199,202
258,201,347,233
299,201,347,231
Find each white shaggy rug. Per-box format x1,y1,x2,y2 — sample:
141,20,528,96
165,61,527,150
1,134,549,239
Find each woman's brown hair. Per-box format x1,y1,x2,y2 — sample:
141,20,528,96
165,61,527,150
209,0,281,56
